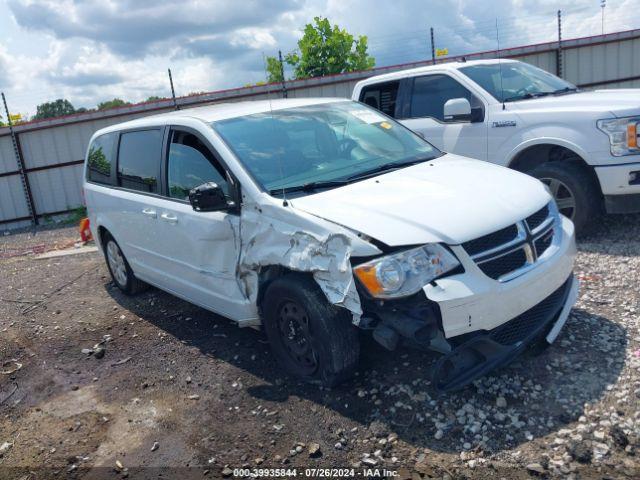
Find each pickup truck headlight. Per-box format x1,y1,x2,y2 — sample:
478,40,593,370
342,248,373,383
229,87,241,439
597,116,640,156
353,244,459,299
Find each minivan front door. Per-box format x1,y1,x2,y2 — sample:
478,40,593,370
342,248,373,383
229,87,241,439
145,128,245,318
399,74,488,160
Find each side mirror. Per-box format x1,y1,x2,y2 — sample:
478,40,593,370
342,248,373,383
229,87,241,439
443,98,472,122
188,182,233,212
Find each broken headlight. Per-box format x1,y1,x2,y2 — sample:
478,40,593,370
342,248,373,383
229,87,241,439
353,244,459,299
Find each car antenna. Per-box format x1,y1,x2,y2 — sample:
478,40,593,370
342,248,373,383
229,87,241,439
262,51,288,206
496,18,506,110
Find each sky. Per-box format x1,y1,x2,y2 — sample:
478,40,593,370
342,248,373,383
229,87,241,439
0,0,638,118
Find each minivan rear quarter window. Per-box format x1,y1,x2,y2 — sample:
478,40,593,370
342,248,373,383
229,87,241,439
359,81,400,117
86,133,116,185
117,129,162,193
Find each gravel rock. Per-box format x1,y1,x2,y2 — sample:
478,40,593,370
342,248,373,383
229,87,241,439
610,425,629,448
568,441,592,464
0,442,13,458
308,442,322,458
526,462,546,474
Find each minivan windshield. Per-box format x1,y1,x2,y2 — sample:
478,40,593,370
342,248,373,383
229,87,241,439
459,62,577,103
211,101,441,195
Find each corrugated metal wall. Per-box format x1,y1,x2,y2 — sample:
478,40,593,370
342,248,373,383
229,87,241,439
1,29,639,230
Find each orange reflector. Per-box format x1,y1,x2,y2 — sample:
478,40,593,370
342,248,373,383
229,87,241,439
353,264,383,296
628,123,638,148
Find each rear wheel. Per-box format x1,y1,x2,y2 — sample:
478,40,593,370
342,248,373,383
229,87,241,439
529,160,601,235
103,233,148,295
262,274,359,387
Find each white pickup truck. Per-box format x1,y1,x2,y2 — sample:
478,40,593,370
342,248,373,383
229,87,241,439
352,59,640,233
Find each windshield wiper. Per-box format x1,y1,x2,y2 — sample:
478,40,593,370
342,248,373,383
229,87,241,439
552,87,578,95
347,156,435,181
503,91,553,103
269,180,349,196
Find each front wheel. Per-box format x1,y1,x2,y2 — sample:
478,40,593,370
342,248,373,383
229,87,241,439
261,274,360,387
529,160,601,235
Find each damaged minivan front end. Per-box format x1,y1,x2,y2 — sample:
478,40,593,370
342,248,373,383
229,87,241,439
285,155,578,391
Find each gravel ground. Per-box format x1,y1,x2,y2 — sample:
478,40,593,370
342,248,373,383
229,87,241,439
0,216,638,479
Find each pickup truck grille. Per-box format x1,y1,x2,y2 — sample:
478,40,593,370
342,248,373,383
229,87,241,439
461,203,556,281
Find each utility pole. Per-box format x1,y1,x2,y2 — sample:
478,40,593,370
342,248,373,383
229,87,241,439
278,50,288,98
557,10,563,78
430,27,436,65
2,92,37,226
601,0,606,35
168,68,179,110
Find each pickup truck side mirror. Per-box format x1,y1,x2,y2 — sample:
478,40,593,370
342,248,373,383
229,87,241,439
188,182,234,212
443,98,472,122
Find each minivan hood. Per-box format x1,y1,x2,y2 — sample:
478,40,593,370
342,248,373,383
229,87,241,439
291,154,551,247
510,89,640,117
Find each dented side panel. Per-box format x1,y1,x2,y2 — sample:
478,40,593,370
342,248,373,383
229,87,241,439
237,201,381,325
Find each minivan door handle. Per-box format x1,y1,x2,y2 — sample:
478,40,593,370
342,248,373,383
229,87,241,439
160,212,178,224
142,208,157,219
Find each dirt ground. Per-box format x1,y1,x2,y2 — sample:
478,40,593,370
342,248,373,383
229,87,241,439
1,215,639,480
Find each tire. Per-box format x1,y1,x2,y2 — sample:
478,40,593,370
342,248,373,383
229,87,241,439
529,160,601,235
102,232,148,295
261,273,360,387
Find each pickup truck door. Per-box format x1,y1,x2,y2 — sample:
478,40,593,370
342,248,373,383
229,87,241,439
398,74,488,160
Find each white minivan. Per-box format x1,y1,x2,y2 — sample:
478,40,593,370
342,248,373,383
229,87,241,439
84,98,578,391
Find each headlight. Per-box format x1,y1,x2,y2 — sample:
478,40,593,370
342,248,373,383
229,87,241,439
353,244,460,299
597,116,640,156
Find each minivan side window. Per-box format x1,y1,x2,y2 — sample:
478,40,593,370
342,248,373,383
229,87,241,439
409,74,474,121
167,130,229,201
359,81,400,117
117,129,162,193
86,133,116,185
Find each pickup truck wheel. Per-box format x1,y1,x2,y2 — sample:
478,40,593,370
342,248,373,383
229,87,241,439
103,234,148,295
529,160,600,234
262,274,359,387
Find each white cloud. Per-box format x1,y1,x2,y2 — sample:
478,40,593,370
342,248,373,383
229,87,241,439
1,0,637,117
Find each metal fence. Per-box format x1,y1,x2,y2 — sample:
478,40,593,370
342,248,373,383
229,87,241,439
1,27,640,231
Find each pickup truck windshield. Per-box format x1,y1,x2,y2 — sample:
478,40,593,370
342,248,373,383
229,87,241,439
459,62,577,103
212,101,440,195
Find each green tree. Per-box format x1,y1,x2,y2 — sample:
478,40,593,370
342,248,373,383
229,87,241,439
97,98,131,110
144,96,162,102
33,98,76,120
267,17,375,81
265,56,284,83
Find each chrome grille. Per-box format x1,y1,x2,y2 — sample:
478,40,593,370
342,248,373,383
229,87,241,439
462,224,518,256
464,203,557,282
526,204,550,231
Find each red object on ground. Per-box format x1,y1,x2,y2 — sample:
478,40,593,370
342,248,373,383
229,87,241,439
79,217,93,242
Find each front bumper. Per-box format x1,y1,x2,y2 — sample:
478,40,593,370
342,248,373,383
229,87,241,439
432,274,579,391
424,216,576,339
594,161,640,213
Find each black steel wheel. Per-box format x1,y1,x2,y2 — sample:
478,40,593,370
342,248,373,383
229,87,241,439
276,300,319,376
262,273,359,387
